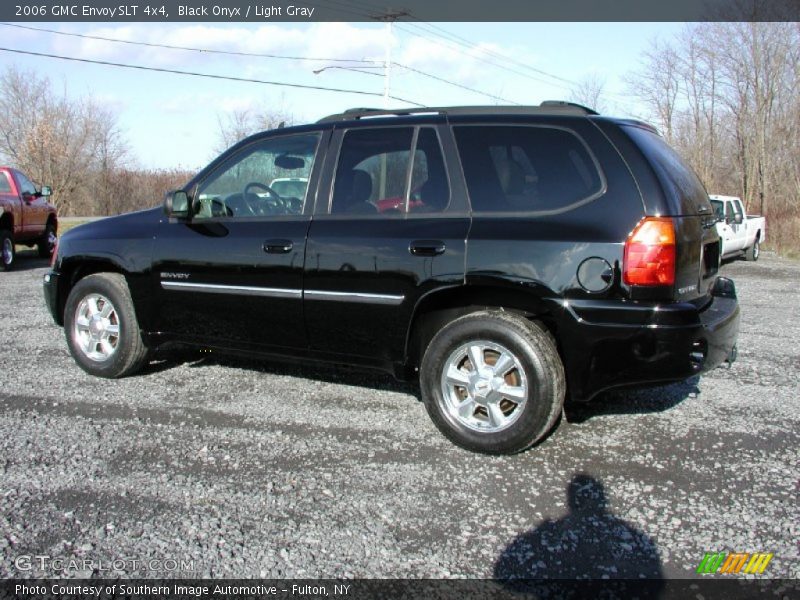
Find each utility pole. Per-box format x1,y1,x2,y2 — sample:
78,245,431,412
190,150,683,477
371,9,408,108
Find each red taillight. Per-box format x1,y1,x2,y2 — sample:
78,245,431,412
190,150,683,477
623,217,675,286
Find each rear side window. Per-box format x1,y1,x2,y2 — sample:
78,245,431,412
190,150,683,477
331,127,450,215
454,125,603,213
0,172,11,193
623,125,712,215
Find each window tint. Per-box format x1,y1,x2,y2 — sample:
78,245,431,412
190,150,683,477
195,133,319,220
454,125,602,213
332,127,449,215
0,172,11,194
409,128,450,213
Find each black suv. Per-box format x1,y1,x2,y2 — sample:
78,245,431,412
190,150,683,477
43,102,740,454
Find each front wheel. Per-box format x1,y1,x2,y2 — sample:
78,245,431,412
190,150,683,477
64,273,149,378
745,238,760,261
420,311,565,454
0,229,14,271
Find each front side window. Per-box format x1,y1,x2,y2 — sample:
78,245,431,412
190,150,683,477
194,133,319,220
454,125,603,213
14,171,37,196
331,127,450,215
710,199,724,221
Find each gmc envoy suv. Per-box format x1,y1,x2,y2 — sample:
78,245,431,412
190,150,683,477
43,102,740,454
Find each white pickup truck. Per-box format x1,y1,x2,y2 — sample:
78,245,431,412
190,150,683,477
709,194,766,261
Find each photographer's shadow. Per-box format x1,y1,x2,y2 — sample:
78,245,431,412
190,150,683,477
494,473,664,590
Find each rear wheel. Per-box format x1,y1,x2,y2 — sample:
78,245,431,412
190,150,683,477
745,238,760,261
38,222,57,258
64,273,149,378
420,310,565,454
0,229,14,271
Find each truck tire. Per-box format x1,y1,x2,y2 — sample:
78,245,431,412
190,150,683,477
64,273,149,378
0,229,14,271
745,238,760,261
420,310,565,455
38,222,57,258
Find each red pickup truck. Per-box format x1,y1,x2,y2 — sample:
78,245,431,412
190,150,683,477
0,166,57,270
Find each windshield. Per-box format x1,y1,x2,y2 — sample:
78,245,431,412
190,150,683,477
270,179,308,198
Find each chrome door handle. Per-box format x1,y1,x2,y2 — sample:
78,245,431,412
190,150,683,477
263,239,293,253
409,240,446,257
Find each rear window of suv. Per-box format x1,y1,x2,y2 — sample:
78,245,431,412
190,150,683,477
454,125,604,214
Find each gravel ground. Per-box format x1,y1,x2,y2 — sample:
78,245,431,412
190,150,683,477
0,250,798,580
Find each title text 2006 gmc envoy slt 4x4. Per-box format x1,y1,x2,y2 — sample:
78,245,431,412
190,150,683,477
43,102,740,454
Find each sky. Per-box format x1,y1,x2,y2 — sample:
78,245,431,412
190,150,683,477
0,21,686,172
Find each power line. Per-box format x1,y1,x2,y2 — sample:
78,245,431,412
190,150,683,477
395,23,574,93
0,46,426,107
3,21,519,106
407,21,578,86
392,62,520,105
0,22,381,65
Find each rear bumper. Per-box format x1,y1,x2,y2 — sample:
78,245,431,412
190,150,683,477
558,277,741,402
42,270,62,325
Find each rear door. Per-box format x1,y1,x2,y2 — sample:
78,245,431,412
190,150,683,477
304,123,469,366
152,130,325,350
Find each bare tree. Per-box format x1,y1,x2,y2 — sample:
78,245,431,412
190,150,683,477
215,103,295,154
0,66,127,215
569,74,607,114
625,38,682,142
627,23,800,255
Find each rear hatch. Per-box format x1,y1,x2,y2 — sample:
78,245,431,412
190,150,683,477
621,124,720,302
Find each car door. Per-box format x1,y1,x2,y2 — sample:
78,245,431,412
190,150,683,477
304,124,470,366
13,170,46,236
726,199,746,251
152,130,326,350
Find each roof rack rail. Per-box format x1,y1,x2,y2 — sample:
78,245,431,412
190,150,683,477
316,100,599,123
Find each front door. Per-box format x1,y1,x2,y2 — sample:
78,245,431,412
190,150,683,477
152,131,324,351
13,170,46,235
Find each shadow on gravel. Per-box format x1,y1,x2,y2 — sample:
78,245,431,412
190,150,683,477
7,250,50,272
146,345,422,399
494,473,664,593
564,377,699,424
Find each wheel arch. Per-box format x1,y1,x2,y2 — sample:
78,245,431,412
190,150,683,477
0,211,13,233
54,258,129,326
403,284,560,377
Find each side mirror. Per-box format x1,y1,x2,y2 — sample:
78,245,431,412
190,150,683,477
38,186,52,197
164,190,190,219
734,213,743,225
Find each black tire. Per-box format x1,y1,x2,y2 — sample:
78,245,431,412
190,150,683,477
38,221,57,258
64,273,149,378
745,238,759,261
420,310,565,454
0,229,14,271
